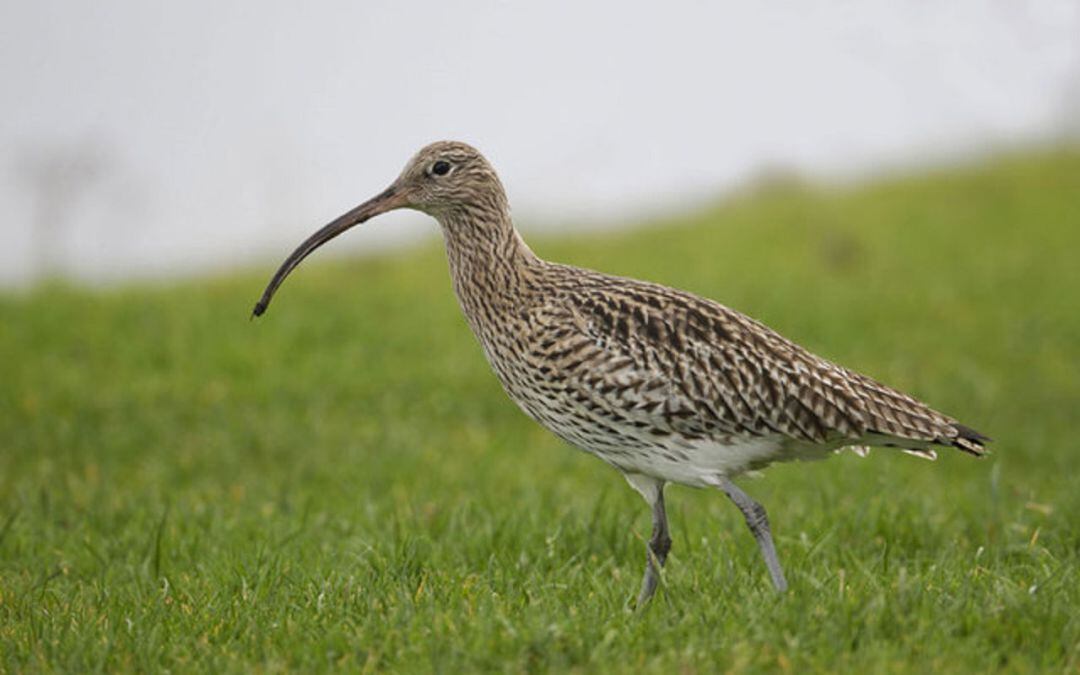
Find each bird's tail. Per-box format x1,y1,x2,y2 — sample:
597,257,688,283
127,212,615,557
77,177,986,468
842,422,990,461
950,423,991,457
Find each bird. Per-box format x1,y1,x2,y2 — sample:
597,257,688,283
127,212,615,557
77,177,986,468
252,140,989,605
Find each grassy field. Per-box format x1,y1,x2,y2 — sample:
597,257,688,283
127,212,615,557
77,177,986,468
2,149,1079,672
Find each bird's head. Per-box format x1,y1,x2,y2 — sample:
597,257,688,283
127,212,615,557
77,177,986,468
252,140,505,317
396,140,507,217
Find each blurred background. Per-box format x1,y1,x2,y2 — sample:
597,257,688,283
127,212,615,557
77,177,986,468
0,0,1078,286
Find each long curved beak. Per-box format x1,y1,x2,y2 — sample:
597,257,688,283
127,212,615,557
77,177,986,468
252,184,407,318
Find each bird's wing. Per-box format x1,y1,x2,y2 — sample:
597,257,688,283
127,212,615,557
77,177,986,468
526,267,987,454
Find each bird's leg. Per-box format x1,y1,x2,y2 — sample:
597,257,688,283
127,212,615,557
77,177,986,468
624,474,671,606
719,478,788,592
639,485,672,605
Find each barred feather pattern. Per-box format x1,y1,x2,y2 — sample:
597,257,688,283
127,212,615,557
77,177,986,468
415,141,987,485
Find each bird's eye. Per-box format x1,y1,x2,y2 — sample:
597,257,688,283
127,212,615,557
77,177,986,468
432,160,451,176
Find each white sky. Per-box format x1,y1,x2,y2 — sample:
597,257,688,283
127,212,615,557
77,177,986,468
0,1,1077,285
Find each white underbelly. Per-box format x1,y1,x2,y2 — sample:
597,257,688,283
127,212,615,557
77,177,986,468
500,383,829,487
615,436,789,487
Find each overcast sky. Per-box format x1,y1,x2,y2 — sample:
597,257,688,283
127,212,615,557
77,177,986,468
1,1,1077,285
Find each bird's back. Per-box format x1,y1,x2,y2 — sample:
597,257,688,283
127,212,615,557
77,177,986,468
468,261,987,483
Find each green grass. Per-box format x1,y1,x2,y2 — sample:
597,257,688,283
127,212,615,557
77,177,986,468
2,149,1079,673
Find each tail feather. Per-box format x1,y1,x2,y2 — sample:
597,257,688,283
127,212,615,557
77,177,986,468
950,423,990,457
902,447,938,461
862,422,990,459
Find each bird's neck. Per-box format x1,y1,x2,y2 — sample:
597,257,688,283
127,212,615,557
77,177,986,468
437,204,542,331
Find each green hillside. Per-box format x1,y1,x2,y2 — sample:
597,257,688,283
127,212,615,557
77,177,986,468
2,149,1078,672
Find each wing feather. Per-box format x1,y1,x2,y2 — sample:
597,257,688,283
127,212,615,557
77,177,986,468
526,266,988,455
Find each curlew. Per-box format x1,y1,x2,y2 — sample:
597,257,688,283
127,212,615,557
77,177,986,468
253,141,989,605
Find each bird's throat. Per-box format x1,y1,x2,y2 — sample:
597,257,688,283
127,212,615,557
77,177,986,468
439,208,541,336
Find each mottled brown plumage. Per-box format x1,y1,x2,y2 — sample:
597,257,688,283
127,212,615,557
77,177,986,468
254,140,989,604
